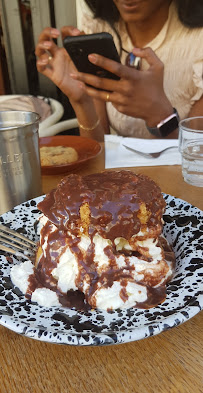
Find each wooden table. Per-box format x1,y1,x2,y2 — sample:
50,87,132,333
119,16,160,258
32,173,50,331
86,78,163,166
0,144,202,393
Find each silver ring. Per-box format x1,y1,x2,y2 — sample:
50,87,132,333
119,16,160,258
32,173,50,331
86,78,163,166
48,55,53,62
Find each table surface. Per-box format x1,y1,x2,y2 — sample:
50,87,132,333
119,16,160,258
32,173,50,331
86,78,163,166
0,144,202,393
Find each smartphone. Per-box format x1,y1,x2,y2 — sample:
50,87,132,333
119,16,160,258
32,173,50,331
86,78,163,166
63,32,120,81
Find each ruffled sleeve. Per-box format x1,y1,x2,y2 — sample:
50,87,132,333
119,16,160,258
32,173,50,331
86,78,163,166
191,61,203,102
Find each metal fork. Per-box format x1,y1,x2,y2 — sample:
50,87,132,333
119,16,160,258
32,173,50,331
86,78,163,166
122,144,178,158
0,224,36,259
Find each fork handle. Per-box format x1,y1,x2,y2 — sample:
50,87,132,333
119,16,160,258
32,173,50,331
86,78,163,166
122,145,152,158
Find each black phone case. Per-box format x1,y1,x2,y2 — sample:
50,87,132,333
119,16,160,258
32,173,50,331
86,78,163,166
63,32,120,80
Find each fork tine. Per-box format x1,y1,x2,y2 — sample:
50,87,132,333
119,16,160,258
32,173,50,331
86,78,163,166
0,224,36,258
0,232,36,251
0,234,35,253
0,224,36,246
0,244,32,259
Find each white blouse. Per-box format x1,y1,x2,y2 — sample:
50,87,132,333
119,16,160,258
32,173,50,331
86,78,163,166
81,1,203,138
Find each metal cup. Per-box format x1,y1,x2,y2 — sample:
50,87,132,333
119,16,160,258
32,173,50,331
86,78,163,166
0,111,42,215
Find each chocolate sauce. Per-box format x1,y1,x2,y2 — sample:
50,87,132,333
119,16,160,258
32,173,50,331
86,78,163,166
37,171,166,241
59,290,90,311
136,285,167,309
30,170,175,311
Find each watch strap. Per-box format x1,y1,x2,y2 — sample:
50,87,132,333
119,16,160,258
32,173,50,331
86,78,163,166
146,108,179,137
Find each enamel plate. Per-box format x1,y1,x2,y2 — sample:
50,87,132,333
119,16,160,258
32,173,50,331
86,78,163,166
0,194,202,346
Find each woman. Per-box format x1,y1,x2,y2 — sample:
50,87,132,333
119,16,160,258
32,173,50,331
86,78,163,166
35,0,203,141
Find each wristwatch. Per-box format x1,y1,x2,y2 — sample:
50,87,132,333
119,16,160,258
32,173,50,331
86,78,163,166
146,108,180,137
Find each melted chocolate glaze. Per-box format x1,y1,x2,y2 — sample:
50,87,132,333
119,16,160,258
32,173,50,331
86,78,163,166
30,171,175,311
37,171,166,241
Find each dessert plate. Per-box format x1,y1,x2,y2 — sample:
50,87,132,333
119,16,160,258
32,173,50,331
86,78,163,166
39,135,101,175
0,194,202,346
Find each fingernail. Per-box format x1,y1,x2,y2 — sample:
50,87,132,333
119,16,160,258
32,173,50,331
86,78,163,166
132,47,141,54
88,54,97,63
39,58,48,64
72,28,81,36
51,28,59,36
44,41,52,49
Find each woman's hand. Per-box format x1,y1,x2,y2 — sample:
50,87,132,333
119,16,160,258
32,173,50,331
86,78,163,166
35,27,88,103
70,47,174,127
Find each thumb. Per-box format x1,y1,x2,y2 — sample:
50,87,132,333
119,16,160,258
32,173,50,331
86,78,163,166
132,47,163,68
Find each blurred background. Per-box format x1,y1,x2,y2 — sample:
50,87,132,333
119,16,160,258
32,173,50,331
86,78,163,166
0,0,90,132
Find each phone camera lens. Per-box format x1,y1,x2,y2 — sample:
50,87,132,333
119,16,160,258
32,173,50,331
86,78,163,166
69,46,83,60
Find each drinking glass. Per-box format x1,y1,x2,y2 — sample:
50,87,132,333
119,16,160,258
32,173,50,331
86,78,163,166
179,116,203,187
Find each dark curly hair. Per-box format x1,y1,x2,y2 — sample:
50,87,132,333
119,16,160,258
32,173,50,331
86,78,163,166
84,0,203,55
84,0,203,28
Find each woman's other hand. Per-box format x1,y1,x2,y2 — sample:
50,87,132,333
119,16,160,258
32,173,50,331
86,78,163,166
35,27,88,103
70,47,174,127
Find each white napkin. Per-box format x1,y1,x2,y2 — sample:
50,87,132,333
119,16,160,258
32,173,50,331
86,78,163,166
105,135,181,169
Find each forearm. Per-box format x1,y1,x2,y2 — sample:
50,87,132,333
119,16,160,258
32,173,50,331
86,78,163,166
146,94,203,139
145,98,178,139
70,97,108,142
163,96,203,139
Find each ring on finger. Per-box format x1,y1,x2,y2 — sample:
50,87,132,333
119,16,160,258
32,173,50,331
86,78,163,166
45,49,53,62
106,93,110,102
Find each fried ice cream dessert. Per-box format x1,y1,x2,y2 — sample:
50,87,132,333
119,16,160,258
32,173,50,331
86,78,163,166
11,170,175,311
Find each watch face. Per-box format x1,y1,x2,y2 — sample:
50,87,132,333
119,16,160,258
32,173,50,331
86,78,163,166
159,115,179,137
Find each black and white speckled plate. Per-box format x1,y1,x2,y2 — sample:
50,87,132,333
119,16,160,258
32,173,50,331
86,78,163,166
0,194,202,346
